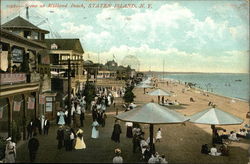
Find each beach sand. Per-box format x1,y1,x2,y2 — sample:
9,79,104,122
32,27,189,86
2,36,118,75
132,80,250,164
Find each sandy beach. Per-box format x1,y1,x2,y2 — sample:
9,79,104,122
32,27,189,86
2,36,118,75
132,79,249,164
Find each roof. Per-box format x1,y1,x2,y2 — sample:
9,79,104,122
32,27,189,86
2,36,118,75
0,28,47,49
45,39,84,53
2,16,49,34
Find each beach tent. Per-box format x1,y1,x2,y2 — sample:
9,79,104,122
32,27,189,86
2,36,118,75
115,102,188,153
148,88,171,104
188,107,243,142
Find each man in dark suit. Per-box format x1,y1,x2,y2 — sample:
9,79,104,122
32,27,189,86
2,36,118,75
28,133,39,163
43,117,50,135
27,119,34,139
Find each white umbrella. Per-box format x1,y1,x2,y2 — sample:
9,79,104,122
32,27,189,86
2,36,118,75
188,107,243,125
188,107,243,143
115,103,188,152
148,89,171,96
148,88,171,104
136,83,153,94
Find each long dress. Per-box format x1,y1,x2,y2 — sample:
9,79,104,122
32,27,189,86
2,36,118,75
75,129,86,149
5,141,16,163
57,111,65,125
111,123,122,143
91,121,99,138
125,122,133,138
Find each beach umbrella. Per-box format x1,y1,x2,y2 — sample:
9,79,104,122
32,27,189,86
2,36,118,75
136,83,153,94
115,102,188,153
148,89,171,104
141,78,152,85
188,107,243,142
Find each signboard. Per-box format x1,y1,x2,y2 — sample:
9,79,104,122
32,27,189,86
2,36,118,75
0,73,26,85
46,97,53,101
45,96,53,112
11,48,23,63
13,101,21,111
28,97,35,110
46,102,53,112
39,95,45,104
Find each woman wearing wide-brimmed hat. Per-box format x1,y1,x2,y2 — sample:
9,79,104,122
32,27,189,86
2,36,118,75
112,148,123,164
5,137,16,163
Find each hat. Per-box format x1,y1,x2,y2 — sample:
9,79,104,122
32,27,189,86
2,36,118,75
6,137,11,141
115,148,121,154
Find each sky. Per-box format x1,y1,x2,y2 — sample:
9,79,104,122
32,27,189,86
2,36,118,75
1,0,249,73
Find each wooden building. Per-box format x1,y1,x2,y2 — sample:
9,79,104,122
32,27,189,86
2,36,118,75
0,21,49,142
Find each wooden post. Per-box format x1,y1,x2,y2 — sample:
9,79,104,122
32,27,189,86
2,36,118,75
116,108,118,115
35,92,39,118
68,59,72,125
8,96,13,137
158,96,160,104
22,95,26,140
149,124,154,153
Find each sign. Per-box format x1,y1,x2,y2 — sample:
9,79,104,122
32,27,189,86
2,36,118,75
13,101,21,112
39,95,45,104
0,73,26,85
46,97,53,101
28,97,35,110
11,48,23,63
46,102,53,112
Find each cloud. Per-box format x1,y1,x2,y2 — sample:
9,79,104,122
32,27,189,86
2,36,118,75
60,22,93,35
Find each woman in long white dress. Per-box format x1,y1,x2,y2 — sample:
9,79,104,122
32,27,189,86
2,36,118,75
75,128,86,149
57,111,65,125
91,120,99,139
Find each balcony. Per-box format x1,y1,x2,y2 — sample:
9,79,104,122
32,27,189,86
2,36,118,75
0,72,40,85
0,73,26,85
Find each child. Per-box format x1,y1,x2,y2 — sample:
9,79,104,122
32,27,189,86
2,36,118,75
156,128,162,142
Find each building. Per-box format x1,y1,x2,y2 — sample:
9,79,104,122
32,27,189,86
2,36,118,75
0,16,51,141
44,39,85,111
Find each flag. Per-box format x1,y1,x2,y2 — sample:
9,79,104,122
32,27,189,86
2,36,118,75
13,101,21,111
0,106,4,119
28,97,35,110
39,95,45,105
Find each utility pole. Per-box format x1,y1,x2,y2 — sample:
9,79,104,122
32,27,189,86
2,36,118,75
67,58,71,125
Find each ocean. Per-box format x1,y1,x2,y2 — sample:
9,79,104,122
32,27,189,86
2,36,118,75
161,73,249,102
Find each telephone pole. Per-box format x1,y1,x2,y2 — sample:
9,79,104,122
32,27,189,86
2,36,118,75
67,58,71,125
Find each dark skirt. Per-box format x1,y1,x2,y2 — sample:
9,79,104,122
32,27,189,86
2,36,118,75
126,126,133,138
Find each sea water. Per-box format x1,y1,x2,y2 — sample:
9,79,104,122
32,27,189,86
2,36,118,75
162,73,249,102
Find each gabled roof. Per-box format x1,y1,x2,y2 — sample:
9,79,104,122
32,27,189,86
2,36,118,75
44,39,84,53
2,16,49,34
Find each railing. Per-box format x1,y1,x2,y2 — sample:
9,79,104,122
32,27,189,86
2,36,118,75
0,73,27,85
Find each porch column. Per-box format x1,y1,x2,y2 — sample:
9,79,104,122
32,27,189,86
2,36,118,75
35,92,39,118
7,96,13,137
